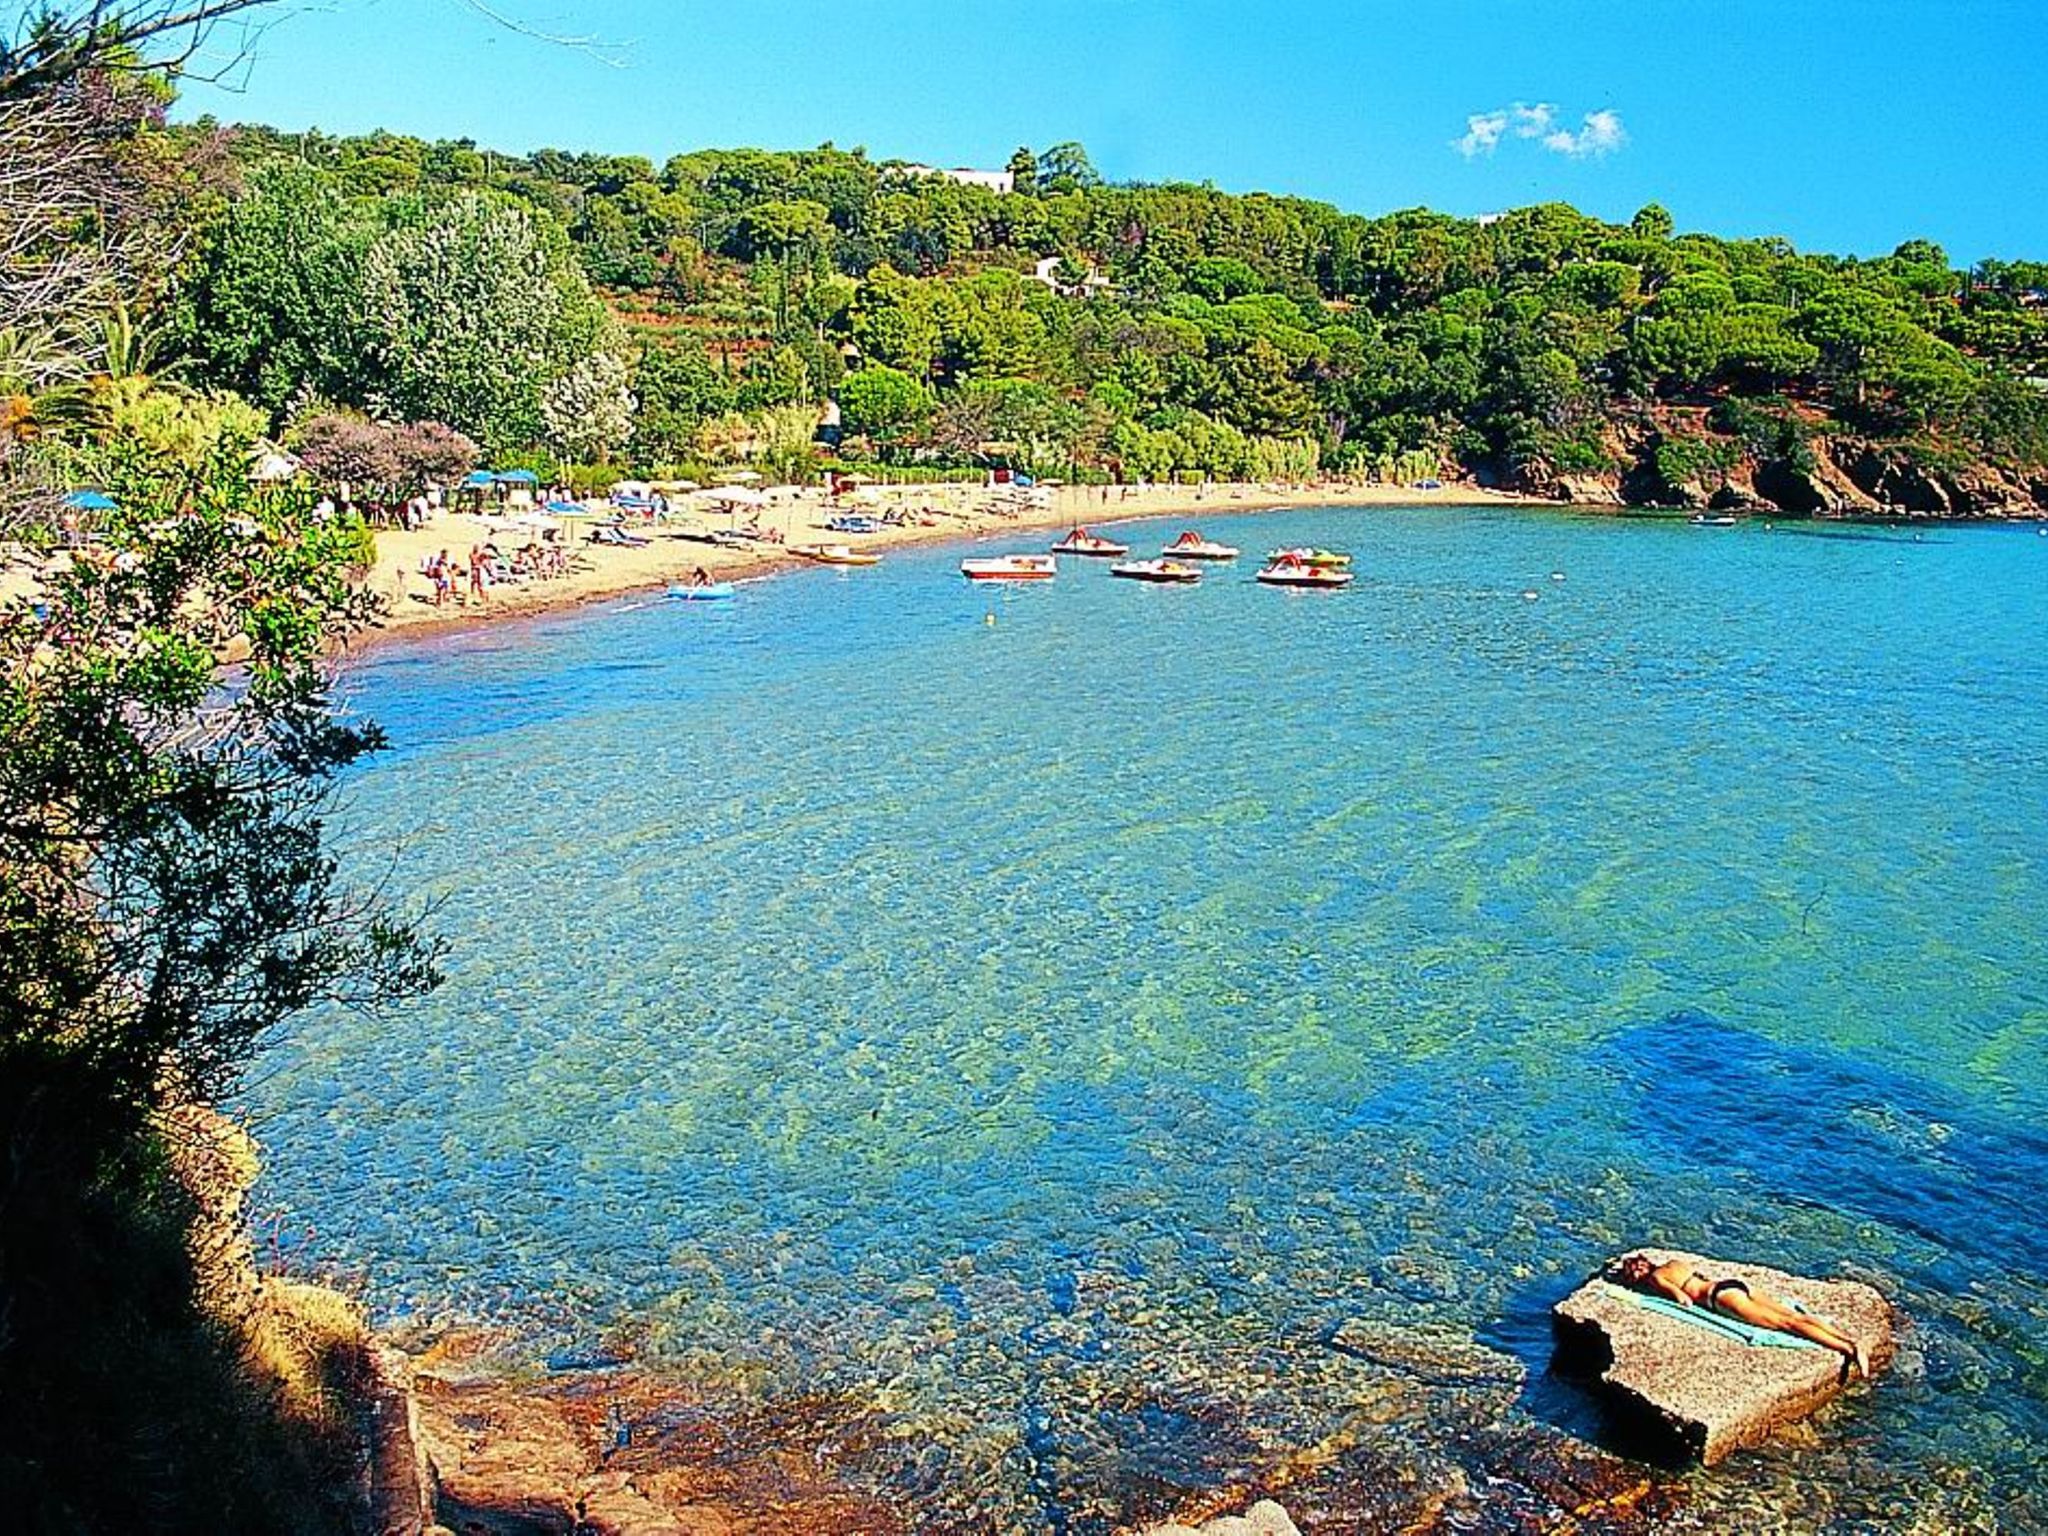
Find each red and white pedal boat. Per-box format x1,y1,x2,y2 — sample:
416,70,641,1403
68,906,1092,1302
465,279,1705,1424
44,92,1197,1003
962,553,1058,581
1256,553,1354,589
1162,529,1239,560
1050,527,1129,557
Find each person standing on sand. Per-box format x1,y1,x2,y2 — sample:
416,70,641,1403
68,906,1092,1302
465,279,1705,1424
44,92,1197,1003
468,544,487,604
1616,1255,1870,1380
429,549,451,607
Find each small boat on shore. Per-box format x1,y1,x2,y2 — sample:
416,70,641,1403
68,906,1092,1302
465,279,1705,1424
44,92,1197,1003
1689,513,1738,527
962,554,1057,581
1257,553,1353,589
667,582,735,601
793,543,881,567
1163,530,1239,560
1266,546,1351,568
1051,526,1129,557
1110,558,1201,584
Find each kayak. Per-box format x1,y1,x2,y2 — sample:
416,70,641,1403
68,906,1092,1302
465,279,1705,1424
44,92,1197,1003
962,554,1057,581
667,582,735,600
1110,558,1201,584
1163,531,1239,560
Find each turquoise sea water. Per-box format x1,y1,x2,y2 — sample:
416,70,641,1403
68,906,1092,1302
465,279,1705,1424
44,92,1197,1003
251,507,2048,1530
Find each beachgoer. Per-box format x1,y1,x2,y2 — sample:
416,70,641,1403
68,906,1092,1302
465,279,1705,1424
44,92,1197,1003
429,549,451,607
691,567,710,587
1616,1255,1869,1379
468,545,487,603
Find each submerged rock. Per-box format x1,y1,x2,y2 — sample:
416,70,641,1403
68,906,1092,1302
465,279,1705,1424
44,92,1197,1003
1141,1497,1302,1536
1551,1249,1896,1466
406,1340,905,1534
1324,1317,1524,1393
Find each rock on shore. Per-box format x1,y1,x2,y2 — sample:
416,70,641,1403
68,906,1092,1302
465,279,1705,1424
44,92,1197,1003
1551,1249,1896,1465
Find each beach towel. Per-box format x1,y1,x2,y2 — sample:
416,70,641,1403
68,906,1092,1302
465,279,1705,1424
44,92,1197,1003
1594,1281,1825,1352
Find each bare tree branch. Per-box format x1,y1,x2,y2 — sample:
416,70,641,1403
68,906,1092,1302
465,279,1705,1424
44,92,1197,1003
1,2,287,100
448,0,627,67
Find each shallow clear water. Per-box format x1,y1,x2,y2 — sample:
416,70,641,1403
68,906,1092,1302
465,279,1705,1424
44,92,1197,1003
251,507,2048,1530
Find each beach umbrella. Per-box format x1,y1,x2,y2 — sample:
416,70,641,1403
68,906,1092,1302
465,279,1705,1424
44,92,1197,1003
717,469,763,483
495,469,540,485
552,503,598,546
64,490,117,511
461,471,496,488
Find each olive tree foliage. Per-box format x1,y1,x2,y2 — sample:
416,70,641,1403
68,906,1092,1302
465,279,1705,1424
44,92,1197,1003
350,193,623,457
360,194,557,452
541,348,634,462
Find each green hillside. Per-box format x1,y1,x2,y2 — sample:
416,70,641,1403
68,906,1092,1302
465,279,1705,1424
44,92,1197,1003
136,122,2048,508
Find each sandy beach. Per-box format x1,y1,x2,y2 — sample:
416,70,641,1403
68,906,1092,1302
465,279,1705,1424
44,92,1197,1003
359,479,1530,643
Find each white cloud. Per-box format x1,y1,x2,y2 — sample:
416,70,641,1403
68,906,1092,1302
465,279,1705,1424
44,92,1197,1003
1454,109,1511,158
1543,109,1628,159
1456,103,1626,160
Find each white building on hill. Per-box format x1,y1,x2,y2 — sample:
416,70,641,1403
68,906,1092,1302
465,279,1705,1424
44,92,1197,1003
892,164,1016,194
1030,254,1113,298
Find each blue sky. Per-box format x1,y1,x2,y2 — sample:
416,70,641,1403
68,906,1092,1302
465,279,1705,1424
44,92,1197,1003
177,0,2048,263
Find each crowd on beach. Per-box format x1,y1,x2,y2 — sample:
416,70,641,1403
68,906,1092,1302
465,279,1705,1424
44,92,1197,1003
418,538,575,607
388,475,1063,610
350,474,1521,634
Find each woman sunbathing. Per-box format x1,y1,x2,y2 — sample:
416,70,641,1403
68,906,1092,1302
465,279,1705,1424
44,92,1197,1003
1617,1254,1869,1379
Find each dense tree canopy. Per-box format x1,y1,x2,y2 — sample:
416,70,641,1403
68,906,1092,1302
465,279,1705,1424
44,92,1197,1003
140,119,2048,491
175,174,626,457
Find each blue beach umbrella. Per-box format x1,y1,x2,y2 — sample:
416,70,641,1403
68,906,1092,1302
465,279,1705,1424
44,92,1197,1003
64,490,117,511
461,471,496,489
549,499,597,546
495,469,540,485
